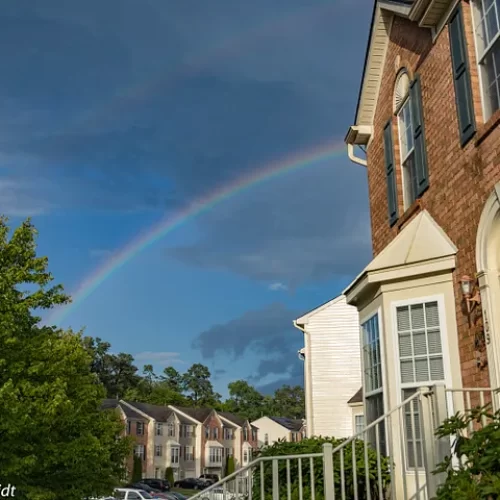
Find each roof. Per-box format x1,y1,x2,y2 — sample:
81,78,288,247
101,399,147,420
218,412,246,427
269,417,305,432
348,388,363,405
123,401,172,422
172,407,213,423
344,210,457,299
294,295,346,326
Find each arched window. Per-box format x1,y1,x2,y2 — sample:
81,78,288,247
394,69,417,210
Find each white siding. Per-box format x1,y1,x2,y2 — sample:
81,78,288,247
302,295,361,438
251,417,290,447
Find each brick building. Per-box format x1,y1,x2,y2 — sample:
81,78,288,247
344,0,500,492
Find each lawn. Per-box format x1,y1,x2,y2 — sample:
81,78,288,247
172,488,195,497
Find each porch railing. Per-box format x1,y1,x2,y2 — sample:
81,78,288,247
187,386,499,500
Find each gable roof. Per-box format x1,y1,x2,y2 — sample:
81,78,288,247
294,294,346,326
218,412,245,427
348,388,363,405
101,399,147,420
346,0,454,144
172,407,213,423
269,417,305,432
123,401,172,422
344,210,457,300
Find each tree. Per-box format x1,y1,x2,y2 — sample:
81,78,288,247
226,380,265,420
161,366,184,392
131,456,143,483
165,467,175,485
225,456,235,477
0,217,132,500
272,385,305,419
183,363,221,406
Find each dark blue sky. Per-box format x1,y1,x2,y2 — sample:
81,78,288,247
1,0,373,395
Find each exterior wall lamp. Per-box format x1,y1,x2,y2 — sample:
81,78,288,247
459,275,481,320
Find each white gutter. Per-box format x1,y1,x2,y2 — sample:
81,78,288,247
347,143,367,167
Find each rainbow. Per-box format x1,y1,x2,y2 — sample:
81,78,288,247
48,140,347,324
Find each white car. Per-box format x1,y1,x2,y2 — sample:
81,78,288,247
200,488,246,500
114,489,161,500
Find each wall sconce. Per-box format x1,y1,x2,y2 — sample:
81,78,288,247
459,275,481,325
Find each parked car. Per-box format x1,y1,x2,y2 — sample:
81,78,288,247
167,493,188,500
141,479,170,492
114,489,159,500
173,478,207,490
199,488,246,500
125,484,169,499
199,475,220,485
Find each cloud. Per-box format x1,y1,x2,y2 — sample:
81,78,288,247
193,302,304,386
269,282,288,292
134,351,185,366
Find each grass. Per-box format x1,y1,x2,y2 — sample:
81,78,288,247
171,488,196,497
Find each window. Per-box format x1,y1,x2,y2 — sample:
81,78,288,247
127,421,131,434
396,300,445,468
355,415,365,435
243,450,249,463
184,446,194,461
205,426,210,438
180,424,194,438
243,428,248,441
362,313,386,453
156,423,163,436
223,427,232,440
171,446,180,464
167,423,175,437
225,447,233,457
472,0,500,119
155,468,160,479
291,432,297,442
155,445,162,457
213,427,219,439
134,444,145,460
264,433,269,446
398,95,418,209
136,421,144,435
252,429,257,441
209,447,222,463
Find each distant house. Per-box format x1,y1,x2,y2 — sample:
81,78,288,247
251,416,305,447
347,388,364,436
294,294,361,438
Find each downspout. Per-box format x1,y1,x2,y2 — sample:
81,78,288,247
347,143,367,167
293,320,313,437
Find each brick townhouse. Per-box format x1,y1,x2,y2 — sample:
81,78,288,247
344,0,500,491
103,401,259,480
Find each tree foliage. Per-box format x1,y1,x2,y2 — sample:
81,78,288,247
131,456,143,483
253,438,390,500
433,404,500,499
225,456,235,477
165,467,175,485
0,217,132,500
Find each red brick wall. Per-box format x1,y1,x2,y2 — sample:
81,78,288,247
125,418,149,477
200,413,223,471
366,1,500,389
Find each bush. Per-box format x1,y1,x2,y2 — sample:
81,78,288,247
252,437,390,500
131,455,143,482
165,467,175,485
433,405,500,499
225,456,235,477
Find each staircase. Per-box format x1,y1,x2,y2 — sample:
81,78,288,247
189,386,497,500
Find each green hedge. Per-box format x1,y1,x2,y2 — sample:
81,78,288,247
252,437,390,500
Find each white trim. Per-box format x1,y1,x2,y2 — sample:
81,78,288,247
167,406,202,425
218,414,242,428
120,400,152,421
390,294,455,472
294,294,345,324
397,95,416,210
434,0,461,40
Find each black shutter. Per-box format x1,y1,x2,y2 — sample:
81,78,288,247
449,4,476,146
409,75,429,197
383,119,398,226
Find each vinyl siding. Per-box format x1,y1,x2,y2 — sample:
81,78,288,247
251,417,291,447
306,296,361,438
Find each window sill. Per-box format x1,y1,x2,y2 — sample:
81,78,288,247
396,199,423,232
475,108,500,146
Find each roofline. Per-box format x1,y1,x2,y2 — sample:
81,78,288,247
167,405,204,425
294,294,346,325
120,400,152,421
218,414,242,428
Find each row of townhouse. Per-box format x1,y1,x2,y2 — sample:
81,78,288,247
104,400,258,480
293,0,500,497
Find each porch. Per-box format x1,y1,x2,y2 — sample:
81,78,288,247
188,386,498,499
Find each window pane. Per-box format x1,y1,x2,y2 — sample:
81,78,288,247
397,306,410,332
430,357,445,379
399,333,412,357
427,329,442,354
410,304,425,330
415,358,430,381
425,302,439,327
401,360,414,383
413,332,427,356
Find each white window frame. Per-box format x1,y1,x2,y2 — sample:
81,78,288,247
397,94,417,210
134,444,145,459
136,421,144,435
184,446,194,461
170,446,180,464
360,308,388,454
264,433,269,445
167,423,175,437
354,415,365,435
155,445,162,457
391,294,454,471
209,447,222,463
243,449,249,463
156,423,163,436
471,0,500,120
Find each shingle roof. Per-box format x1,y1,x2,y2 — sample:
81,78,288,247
269,417,304,432
173,407,213,423
218,412,246,427
123,401,172,421
100,399,147,420
348,388,363,405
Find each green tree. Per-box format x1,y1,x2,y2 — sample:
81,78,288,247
161,366,184,392
226,380,265,420
183,363,221,406
0,217,132,500
165,467,175,485
225,456,235,477
131,456,143,483
273,385,305,419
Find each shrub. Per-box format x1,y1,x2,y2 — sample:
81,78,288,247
252,437,390,500
165,467,175,485
433,405,500,499
225,456,235,477
131,455,143,482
